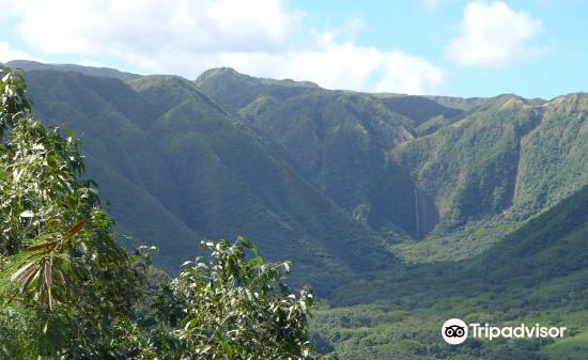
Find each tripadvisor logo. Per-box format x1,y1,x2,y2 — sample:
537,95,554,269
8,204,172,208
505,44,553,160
442,318,468,345
441,318,566,345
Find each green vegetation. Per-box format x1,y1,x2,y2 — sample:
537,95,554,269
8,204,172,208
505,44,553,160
198,69,426,239
0,68,327,360
195,68,587,359
312,185,588,359
25,69,396,291
3,59,139,80
197,69,586,260
4,63,587,360
0,68,144,358
19,64,586,279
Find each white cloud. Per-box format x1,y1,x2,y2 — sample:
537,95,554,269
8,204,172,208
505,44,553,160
219,43,445,94
17,0,300,55
2,0,445,94
80,59,109,68
446,1,546,69
0,41,36,62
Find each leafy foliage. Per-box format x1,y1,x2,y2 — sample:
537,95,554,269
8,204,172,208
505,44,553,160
142,238,324,360
0,67,146,359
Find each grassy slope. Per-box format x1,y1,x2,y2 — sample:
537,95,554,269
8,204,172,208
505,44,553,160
5,59,139,80
239,91,424,238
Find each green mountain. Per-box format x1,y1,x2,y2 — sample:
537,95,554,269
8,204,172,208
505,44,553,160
197,68,441,240
194,67,321,110
25,69,396,290
196,68,587,261
331,184,588,304
195,69,587,359
5,62,587,360
393,93,587,262
16,64,585,278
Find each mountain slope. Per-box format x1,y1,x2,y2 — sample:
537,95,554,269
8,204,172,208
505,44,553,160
510,94,588,218
329,184,588,310
316,186,588,360
24,69,396,288
393,94,587,261
197,69,442,239
196,68,587,258
195,67,321,110
22,65,586,271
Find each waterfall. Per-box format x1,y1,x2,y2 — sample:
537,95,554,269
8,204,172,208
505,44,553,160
414,188,420,239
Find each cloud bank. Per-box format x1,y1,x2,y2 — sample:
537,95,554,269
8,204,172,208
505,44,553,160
0,0,445,94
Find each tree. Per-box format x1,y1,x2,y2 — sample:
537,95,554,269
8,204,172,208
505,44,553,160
147,238,321,360
0,67,145,359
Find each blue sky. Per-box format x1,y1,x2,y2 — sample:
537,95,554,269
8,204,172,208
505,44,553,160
0,0,586,98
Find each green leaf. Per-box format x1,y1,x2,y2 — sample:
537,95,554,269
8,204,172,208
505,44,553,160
238,236,257,254
10,260,36,282
221,341,233,356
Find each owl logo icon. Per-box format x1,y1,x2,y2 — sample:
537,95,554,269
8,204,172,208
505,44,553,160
442,318,468,345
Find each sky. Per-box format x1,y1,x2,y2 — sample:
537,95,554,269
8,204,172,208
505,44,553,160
0,0,586,98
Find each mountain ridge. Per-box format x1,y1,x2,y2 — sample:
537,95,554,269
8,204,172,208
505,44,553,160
3,59,140,80
196,67,587,261
6,61,587,277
